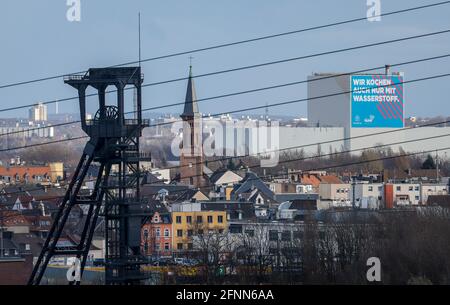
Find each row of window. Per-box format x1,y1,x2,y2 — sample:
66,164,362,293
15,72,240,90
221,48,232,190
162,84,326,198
175,215,224,224
143,242,171,252
396,195,420,201
177,243,193,250
367,186,383,192
143,227,226,238
143,228,170,238
359,186,422,192
268,230,299,241
399,186,420,192
243,229,304,241
0,174,49,182
176,228,224,237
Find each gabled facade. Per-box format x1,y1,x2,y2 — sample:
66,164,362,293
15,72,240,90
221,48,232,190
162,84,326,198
210,169,243,187
232,171,274,201
141,211,172,257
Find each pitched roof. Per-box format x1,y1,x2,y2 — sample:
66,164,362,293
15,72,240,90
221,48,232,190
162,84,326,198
180,66,199,118
289,199,318,211
319,175,344,184
248,188,276,205
141,172,161,184
300,174,322,187
11,233,45,257
232,171,274,200
143,200,169,214
209,169,243,185
274,193,319,203
142,200,171,224
383,169,439,181
1,184,43,194
426,195,450,208
0,185,64,205
200,201,255,220
175,189,209,202
30,187,66,201
209,168,228,184
2,211,32,227
203,165,213,177
140,183,191,199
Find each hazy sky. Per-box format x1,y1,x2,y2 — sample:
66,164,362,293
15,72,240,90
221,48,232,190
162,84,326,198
0,0,449,118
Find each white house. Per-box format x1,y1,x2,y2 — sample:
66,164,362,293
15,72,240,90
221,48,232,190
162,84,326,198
420,184,448,205
351,182,383,209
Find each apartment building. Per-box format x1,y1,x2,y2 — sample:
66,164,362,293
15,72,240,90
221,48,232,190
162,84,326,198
351,183,384,209
171,202,227,252
318,183,351,209
384,183,421,208
420,184,448,205
0,161,63,184
141,211,172,257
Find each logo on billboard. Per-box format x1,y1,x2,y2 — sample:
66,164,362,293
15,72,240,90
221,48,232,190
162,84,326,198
351,75,404,128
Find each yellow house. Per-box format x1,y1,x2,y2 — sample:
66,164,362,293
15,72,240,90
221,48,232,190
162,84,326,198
48,162,64,183
171,210,227,251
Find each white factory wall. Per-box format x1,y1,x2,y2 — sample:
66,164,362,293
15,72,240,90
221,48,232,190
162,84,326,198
278,126,345,156
224,125,450,158
349,126,450,157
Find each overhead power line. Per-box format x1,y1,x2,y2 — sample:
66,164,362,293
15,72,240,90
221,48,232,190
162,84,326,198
0,1,448,90
1,53,449,138
1,141,448,200
118,143,450,197
1,72,449,152
0,28,449,114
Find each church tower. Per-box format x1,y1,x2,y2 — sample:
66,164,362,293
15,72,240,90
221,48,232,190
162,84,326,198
180,66,206,188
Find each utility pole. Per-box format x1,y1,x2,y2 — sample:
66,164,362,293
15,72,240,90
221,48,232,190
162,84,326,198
436,149,440,183
138,12,141,67
352,175,356,210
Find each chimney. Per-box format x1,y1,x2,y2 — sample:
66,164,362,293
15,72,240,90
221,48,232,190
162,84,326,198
385,64,391,75
39,202,46,216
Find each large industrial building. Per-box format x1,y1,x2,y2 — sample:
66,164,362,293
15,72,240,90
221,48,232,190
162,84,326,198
304,68,450,157
211,68,450,159
168,67,450,162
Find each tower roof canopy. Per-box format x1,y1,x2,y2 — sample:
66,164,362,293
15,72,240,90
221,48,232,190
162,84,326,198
181,66,199,118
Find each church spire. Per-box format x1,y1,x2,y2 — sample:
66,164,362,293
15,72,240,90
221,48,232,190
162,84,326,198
181,63,199,119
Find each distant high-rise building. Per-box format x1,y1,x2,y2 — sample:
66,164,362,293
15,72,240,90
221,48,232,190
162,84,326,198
29,102,47,122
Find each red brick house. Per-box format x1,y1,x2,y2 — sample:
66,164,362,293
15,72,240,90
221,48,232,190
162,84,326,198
141,201,172,257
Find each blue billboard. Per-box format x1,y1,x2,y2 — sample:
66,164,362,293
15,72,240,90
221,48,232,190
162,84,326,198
351,75,404,128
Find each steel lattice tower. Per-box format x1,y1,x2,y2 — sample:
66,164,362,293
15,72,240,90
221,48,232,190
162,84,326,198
28,67,150,285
